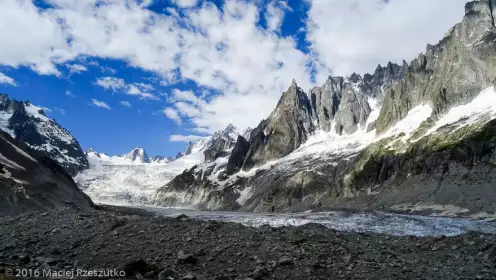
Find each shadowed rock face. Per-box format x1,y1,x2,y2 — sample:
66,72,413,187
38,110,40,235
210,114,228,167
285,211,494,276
242,80,314,170
203,124,238,162
0,130,94,216
0,94,89,176
226,136,250,175
376,0,496,133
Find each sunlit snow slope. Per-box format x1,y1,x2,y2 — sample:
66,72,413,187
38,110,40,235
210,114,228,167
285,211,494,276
75,140,209,205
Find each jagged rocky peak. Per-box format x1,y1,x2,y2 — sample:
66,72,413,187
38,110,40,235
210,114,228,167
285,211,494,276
151,155,172,164
124,147,150,163
85,148,99,158
241,80,314,169
203,124,240,162
213,123,239,140
376,0,496,133
183,141,195,156
465,0,496,23
362,61,409,98
310,62,406,135
0,94,89,175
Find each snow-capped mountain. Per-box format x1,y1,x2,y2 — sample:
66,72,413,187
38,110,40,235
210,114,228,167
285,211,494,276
0,94,88,175
151,156,173,164
123,147,150,163
153,0,496,217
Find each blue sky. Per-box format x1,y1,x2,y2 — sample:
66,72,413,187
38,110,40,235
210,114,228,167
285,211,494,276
0,0,467,157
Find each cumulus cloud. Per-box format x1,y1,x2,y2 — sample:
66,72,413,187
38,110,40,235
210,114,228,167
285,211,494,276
65,90,75,97
126,84,159,101
0,72,17,86
91,99,111,110
306,0,467,77
163,107,182,124
0,0,470,134
169,134,204,142
120,101,132,108
95,77,127,91
172,0,198,8
95,76,159,100
67,64,87,74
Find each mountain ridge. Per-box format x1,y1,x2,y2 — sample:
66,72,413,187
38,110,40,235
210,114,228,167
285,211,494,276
152,0,496,217
0,94,88,176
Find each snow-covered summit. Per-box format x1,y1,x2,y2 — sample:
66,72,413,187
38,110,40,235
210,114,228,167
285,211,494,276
123,147,150,163
213,123,239,141
0,94,88,175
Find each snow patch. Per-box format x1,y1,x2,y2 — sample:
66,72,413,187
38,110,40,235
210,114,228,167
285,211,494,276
427,86,496,134
24,104,50,122
0,111,15,137
236,186,253,205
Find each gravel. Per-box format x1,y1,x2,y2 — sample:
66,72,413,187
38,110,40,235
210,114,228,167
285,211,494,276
0,208,495,279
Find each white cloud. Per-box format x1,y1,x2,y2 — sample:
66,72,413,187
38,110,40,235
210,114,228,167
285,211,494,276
101,66,117,74
170,89,202,104
175,102,201,117
91,99,111,110
0,72,17,86
163,107,182,124
120,101,132,108
265,1,289,32
127,84,159,100
169,134,204,142
0,0,471,134
65,90,75,97
95,77,159,100
95,77,126,91
306,0,467,77
67,64,87,74
54,107,66,115
172,0,198,8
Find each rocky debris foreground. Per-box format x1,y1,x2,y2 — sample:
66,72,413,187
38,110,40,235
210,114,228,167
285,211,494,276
1,208,496,280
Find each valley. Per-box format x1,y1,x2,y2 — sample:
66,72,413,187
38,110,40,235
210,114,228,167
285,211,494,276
2,1,496,279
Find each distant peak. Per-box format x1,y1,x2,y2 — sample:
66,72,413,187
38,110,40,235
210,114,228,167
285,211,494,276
224,123,237,132
124,147,150,163
290,79,298,88
348,72,362,83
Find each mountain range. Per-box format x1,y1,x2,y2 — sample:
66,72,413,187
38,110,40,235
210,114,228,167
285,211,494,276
152,0,496,216
1,0,496,218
